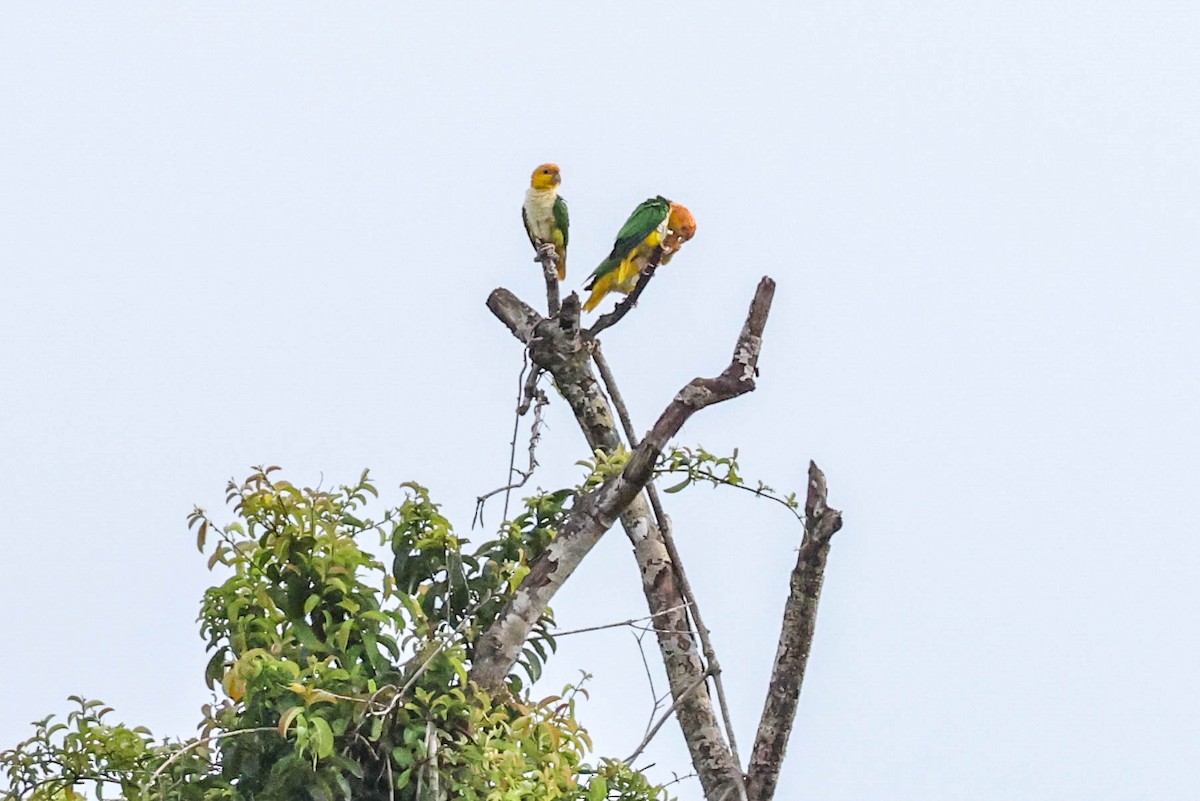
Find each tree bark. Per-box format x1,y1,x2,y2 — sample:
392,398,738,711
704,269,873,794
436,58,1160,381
745,461,843,801
478,279,776,800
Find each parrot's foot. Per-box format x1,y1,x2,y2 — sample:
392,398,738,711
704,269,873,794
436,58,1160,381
535,243,558,262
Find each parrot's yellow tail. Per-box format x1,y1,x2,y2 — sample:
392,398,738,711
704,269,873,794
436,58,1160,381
582,273,614,312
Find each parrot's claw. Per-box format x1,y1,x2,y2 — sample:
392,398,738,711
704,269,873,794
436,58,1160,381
535,243,557,262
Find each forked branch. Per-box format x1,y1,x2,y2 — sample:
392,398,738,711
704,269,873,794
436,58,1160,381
594,343,746,783
471,278,776,693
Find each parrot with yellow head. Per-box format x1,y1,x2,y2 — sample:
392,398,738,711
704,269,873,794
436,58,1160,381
521,163,570,280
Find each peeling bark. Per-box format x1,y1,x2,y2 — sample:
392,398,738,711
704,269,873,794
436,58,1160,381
480,280,776,799
745,461,843,801
471,473,638,689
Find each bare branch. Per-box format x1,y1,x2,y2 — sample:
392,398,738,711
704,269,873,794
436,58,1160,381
516,360,542,416
624,669,713,766
622,276,775,484
662,771,701,790
595,343,748,798
483,276,776,801
646,487,747,801
473,365,548,528
745,461,844,801
146,727,277,789
633,629,661,732
474,277,772,662
487,288,624,452
655,462,806,524
549,601,693,638
534,244,562,317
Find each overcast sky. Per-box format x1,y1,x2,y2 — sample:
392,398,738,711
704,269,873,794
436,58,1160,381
2,3,1197,799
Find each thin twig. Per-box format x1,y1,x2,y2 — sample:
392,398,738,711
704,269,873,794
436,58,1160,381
147,727,277,788
385,595,494,716
633,630,660,735
624,668,712,765
359,591,498,721
548,601,692,637
21,772,129,798
593,342,749,800
517,357,542,416
655,465,805,524
662,771,700,789
590,344,639,447
647,486,747,801
474,355,528,529
473,355,548,529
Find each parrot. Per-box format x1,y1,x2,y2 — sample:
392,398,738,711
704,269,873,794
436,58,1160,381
582,197,696,312
522,163,569,280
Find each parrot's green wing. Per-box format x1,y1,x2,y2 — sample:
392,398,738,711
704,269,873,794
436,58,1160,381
553,196,569,248
584,196,670,289
521,205,538,249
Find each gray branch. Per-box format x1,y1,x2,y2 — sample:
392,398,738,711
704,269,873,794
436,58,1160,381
745,461,844,801
595,343,747,800
529,243,562,317
479,278,776,800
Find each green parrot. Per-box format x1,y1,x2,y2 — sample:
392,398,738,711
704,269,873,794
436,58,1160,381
522,163,569,280
582,196,695,311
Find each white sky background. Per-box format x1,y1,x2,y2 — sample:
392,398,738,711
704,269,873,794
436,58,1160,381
2,3,1198,798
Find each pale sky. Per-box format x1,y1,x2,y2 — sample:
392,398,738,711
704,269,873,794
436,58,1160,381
2,3,1198,799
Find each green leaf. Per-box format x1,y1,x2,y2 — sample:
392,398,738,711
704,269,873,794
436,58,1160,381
392,551,411,590
204,648,228,690
311,717,334,759
303,594,322,615
391,746,415,769
521,647,543,683
662,476,692,494
278,706,304,736
362,630,388,675
309,779,332,801
291,620,326,652
588,776,608,801
529,637,548,661
376,633,401,660
331,770,352,800
402,724,421,746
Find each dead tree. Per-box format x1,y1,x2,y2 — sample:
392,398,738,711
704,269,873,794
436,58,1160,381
470,247,844,801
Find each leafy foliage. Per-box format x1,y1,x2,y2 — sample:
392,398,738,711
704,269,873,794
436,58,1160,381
656,447,802,522
2,468,669,801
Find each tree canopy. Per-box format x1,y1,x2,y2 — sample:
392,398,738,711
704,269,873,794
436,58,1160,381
2,467,668,801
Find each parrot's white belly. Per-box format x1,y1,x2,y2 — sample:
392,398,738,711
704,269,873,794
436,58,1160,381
523,188,558,240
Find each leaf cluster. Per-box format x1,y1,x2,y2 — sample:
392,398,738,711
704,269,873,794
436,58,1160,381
2,467,670,801
656,447,802,522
